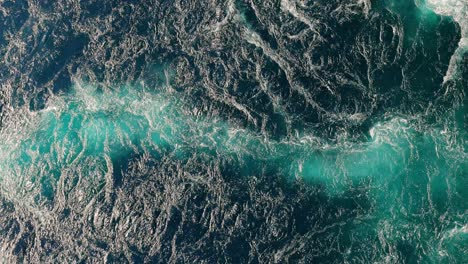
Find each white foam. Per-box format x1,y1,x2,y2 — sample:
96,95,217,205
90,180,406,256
426,0,468,82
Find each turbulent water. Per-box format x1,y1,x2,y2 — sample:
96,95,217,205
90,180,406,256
0,0,466,263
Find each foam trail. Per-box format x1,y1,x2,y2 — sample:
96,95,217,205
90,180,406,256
0,83,464,196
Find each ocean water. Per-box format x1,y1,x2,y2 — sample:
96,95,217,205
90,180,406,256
0,0,466,262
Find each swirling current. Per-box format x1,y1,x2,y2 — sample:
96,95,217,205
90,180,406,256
0,0,466,263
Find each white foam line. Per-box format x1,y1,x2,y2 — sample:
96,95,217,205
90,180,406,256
280,0,322,37
426,0,468,82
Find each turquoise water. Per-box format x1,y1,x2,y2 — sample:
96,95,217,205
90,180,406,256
0,80,465,261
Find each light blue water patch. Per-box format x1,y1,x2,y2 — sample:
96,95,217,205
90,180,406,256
0,83,465,201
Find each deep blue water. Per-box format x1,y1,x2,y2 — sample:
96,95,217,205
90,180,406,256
0,0,466,263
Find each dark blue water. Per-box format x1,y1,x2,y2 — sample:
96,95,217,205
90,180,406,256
0,0,466,262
